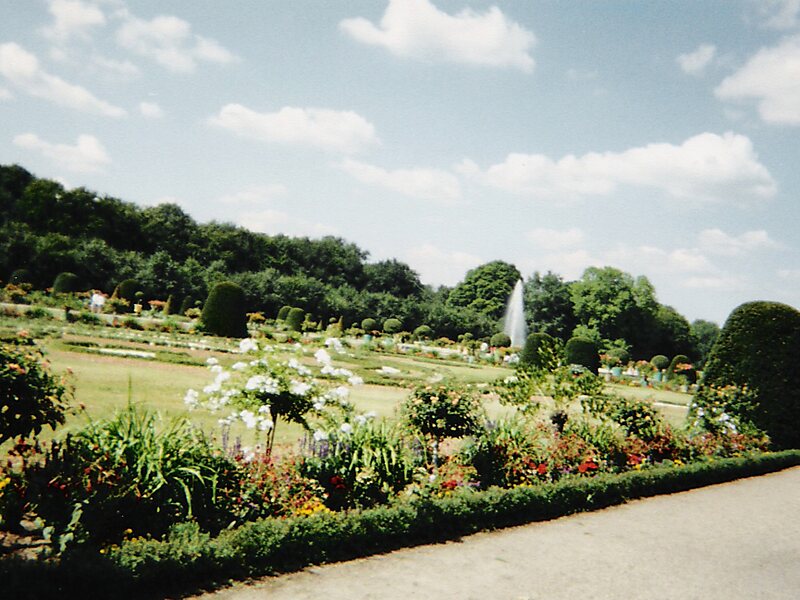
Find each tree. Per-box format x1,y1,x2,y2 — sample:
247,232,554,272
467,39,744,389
699,301,800,449
523,271,577,341
690,319,720,368
364,259,423,297
201,282,248,338
447,261,521,320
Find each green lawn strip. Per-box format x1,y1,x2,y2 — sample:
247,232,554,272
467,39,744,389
3,452,798,599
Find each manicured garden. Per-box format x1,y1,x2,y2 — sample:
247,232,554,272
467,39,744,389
1,296,799,599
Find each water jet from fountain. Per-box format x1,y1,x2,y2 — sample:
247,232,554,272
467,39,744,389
503,279,527,348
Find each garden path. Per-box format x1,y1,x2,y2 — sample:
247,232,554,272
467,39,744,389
191,466,800,600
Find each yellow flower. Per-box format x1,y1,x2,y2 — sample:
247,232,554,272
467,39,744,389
0,477,10,492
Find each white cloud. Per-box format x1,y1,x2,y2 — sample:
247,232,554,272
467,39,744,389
93,56,140,77
757,0,800,30
677,44,717,75
526,227,584,250
218,184,289,205
459,132,776,202
235,209,338,238
41,0,106,42
340,0,535,72
209,104,378,154
13,132,111,172
404,243,482,287
683,275,745,290
0,43,126,117
116,13,237,72
697,228,778,256
139,101,164,118
715,34,800,124
0,87,11,101
605,245,715,275
340,158,460,203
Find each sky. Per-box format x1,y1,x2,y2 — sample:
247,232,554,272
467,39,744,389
1,0,799,325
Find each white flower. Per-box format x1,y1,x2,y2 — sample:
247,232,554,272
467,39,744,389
258,405,271,414
239,338,258,354
245,375,265,391
378,366,400,375
504,375,518,384
331,386,350,400
203,381,222,395
240,409,257,429
348,375,364,386
290,380,312,396
231,361,247,371
340,422,353,434
325,337,344,353
288,358,312,376
210,364,223,374
183,389,199,409
314,348,332,366
258,417,274,431
206,357,219,366
313,429,328,442
320,364,336,375
214,370,231,385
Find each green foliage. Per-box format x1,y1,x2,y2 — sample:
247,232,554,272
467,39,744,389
285,307,305,332
52,271,81,294
382,318,402,334
489,332,511,348
605,346,630,366
9,268,32,285
0,337,72,444
277,305,292,321
401,384,481,442
361,317,378,332
446,261,521,320
163,294,175,316
565,336,599,371
690,319,720,367
201,281,248,338
699,301,800,449
178,296,193,316
117,279,140,302
651,354,669,370
581,394,664,441
412,325,433,340
520,332,558,369
523,271,578,341
667,354,695,382
18,405,244,548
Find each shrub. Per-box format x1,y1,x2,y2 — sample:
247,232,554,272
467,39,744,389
383,318,402,335
24,306,51,320
582,394,664,441
277,305,292,321
520,332,558,369
413,325,433,340
52,272,81,294
106,297,130,314
116,279,140,302
163,294,175,316
651,354,669,371
361,318,378,332
565,337,599,372
490,332,511,348
285,307,305,332
401,384,481,447
179,296,194,316
698,301,800,449
201,282,248,338
19,405,245,548
606,347,630,366
69,310,102,325
0,337,72,444
9,268,32,285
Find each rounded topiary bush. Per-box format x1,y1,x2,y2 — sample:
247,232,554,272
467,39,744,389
52,272,81,294
361,318,378,332
383,318,402,335
699,301,800,449
565,337,599,372
286,307,305,332
277,305,292,321
200,281,248,338
520,332,557,369
9,268,32,286
413,325,433,340
667,354,695,382
606,347,630,366
651,354,670,371
490,332,511,348
116,279,140,302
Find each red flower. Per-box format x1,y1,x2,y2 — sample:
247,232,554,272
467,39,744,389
578,460,598,474
537,463,547,476
330,475,346,490
627,454,643,466
442,479,458,491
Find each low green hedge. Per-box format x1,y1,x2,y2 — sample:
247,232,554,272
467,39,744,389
4,450,799,599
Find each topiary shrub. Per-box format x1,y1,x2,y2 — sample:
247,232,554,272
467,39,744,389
178,295,193,316
9,269,32,286
163,294,175,316
651,354,669,371
200,281,248,338
667,354,695,382
116,279,140,302
490,332,511,348
277,305,292,321
565,337,599,372
286,307,305,332
520,332,557,369
52,272,81,295
413,325,433,340
606,347,630,366
698,301,800,449
361,318,378,332
383,318,402,335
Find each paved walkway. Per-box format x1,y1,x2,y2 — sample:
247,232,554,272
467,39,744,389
192,467,800,600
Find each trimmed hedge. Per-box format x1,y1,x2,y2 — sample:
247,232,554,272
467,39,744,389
116,279,140,302
383,318,402,335
651,354,669,371
490,332,511,348
52,272,81,294
201,282,248,338
520,332,556,369
285,307,305,332
3,451,798,599
565,336,599,372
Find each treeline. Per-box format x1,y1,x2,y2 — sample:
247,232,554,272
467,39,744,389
0,164,717,362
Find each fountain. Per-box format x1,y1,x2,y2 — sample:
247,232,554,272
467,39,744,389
503,279,527,348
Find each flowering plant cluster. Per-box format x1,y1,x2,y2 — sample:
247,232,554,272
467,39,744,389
185,338,363,453
688,383,760,437
401,383,481,443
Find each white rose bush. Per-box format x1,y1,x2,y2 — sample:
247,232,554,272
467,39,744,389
185,338,363,454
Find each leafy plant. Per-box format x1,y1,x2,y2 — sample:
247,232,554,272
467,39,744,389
201,281,248,338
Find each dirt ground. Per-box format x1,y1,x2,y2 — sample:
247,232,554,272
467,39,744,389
190,467,800,600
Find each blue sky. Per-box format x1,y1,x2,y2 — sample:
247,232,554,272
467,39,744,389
1,0,799,325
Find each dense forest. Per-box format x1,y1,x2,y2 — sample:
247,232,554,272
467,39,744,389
0,163,718,362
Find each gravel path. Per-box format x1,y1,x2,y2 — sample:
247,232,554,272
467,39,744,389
191,467,800,600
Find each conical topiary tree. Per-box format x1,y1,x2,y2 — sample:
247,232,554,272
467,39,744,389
116,279,140,302
201,282,248,338
285,307,305,332
697,301,800,449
